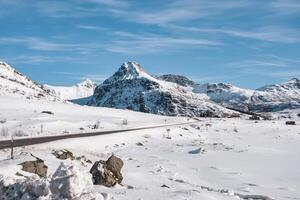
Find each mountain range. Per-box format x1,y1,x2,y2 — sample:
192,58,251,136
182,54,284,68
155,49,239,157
0,60,299,117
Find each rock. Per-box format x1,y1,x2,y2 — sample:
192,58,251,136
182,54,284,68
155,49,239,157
286,121,296,125
188,148,205,154
76,155,92,166
41,111,54,115
90,155,124,187
19,159,48,177
136,142,144,146
52,149,75,160
249,115,260,120
50,163,94,199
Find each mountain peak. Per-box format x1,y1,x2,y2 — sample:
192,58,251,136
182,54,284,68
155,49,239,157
121,61,143,76
104,61,155,84
288,78,299,83
78,79,97,88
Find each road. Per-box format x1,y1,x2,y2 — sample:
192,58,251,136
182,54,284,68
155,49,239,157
0,121,198,150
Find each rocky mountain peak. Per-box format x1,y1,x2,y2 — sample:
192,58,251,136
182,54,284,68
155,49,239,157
78,79,97,89
104,62,154,84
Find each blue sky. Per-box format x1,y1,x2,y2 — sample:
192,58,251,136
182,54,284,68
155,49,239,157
0,0,299,88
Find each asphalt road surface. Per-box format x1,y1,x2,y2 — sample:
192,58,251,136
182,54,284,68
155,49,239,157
0,121,198,150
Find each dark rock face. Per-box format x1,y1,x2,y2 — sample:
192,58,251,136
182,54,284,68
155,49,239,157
90,155,124,187
19,159,48,177
88,62,235,118
158,74,196,87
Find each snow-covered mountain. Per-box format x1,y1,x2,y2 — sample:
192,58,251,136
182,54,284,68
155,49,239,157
193,83,255,111
43,79,97,100
250,78,300,112
157,74,196,87
88,62,238,118
193,78,300,112
0,61,56,100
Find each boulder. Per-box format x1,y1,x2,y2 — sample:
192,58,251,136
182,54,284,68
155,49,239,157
19,159,48,177
90,155,124,187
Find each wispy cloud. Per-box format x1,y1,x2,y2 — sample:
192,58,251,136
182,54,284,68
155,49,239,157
0,37,84,51
228,59,288,69
84,0,128,8
106,0,251,25
166,25,300,43
226,55,300,80
4,55,90,64
269,0,300,15
267,70,300,79
105,31,222,54
77,25,108,31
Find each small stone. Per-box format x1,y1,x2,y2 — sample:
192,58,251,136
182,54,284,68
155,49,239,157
136,142,144,146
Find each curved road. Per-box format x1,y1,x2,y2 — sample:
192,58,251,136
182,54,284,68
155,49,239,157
0,121,198,150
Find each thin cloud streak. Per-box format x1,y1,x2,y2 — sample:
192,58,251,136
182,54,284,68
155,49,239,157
166,25,300,43
106,0,252,25
106,31,222,54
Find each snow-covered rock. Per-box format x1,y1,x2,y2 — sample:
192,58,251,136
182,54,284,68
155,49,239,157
193,79,300,112
250,78,300,112
0,61,57,101
0,175,50,199
157,74,196,87
50,163,100,199
88,62,238,118
43,79,97,101
193,82,255,111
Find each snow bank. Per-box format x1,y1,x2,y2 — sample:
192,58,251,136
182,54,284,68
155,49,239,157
0,162,111,200
50,162,94,199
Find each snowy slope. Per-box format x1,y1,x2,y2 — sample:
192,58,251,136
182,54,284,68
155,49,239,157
158,74,196,87
43,79,97,100
191,79,300,112
250,78,300,112
0,117,299,200
88,62,238,118
193,83,256,111
0,61,57,101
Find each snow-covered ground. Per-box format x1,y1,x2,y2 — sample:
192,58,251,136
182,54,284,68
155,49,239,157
0,93,186,140
0,116,299,199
